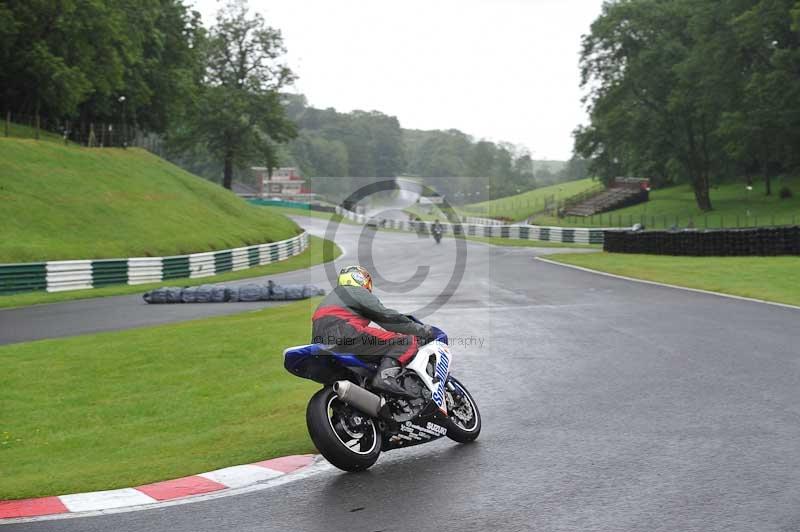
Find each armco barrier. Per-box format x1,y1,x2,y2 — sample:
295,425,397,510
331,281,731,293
0,232,309,295
462,216,504,226
246,199,310,210
604,226,800,256
310,204,337,213
249,200,337,214
335,207,611,245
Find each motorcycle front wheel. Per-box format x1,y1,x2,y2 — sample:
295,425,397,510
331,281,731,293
306,386,382,472
444,376,482,443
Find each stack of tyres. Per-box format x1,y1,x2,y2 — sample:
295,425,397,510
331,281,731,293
730,229,741,255
722,230,736,256
678,231,690,255
736,228,750,256
696,231,708,256
653,231,663,254
706,229,719,256
788,227,800,254
602,226,800,256
764,228,777,256
773,228,786,255
753,229,764,255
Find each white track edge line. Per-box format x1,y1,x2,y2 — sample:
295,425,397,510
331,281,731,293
0,457,332,526
535,257,800,311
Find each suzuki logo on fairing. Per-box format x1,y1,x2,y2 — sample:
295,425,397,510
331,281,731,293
431,349,450,408
426,422,447,436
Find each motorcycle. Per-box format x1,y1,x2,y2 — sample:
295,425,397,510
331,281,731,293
283,318,481,471
432,226,443,244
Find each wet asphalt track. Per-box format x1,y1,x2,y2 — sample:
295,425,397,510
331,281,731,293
4,216,800,531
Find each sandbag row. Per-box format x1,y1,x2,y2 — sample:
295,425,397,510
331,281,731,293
143,281,325,304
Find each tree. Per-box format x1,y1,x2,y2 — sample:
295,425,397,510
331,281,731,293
721,0,800,195
179,0,296,189
577,0,720,209
124,0,206,133
0,0,204,137
577,0,800,210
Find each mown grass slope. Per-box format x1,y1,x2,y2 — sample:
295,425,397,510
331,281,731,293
0,138,299,262
462,178,599,221
547,253,800,306
536,176,800,228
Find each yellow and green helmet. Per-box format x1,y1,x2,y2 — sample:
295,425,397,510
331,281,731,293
338,265,373,292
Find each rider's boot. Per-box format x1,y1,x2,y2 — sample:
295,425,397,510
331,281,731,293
370,357,412,397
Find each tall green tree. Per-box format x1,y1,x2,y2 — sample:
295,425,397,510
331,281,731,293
180,0,296,189
0,0,203,134
721,0,800,195
578,0,720,210
577,0,800,209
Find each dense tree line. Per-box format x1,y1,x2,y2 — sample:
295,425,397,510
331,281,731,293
403,129,536,199
283,96,586,202
1,0,587,201
1,0,295,189
283,94,403,179
0,0,204,133
576,0,800,211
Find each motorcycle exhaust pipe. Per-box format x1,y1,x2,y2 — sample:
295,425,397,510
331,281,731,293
333,381,384,418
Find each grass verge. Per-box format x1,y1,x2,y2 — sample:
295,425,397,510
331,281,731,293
462,178,599,221
533,175,800,229
545,252,800,307
0,235,340,310
0,138,298,262
0,298,322,500
464,236,600,249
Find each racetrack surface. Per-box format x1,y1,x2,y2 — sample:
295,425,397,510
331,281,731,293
5,216,800,531
0,217,595,345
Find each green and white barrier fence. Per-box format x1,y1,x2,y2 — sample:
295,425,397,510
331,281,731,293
335,207,611,245
462,216,504,226
0,232,309,295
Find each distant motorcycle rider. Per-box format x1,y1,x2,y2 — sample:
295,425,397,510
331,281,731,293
311,265,432,396
431,219,443,241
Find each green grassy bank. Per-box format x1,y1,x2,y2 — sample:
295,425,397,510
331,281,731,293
535,176,800,229
0,138,298,262
0,299,322,500
546,253,800,307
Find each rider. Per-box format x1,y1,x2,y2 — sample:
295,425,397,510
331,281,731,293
312,265,433,396
431,219,443,235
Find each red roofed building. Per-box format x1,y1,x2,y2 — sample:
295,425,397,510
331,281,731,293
251,167,313,200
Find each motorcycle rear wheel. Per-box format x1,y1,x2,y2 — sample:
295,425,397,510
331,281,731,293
306,386,382,472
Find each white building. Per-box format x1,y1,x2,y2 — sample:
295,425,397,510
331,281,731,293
251,167,312,200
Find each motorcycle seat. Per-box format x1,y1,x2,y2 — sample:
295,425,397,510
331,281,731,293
283,344,375,374
284,343,337,358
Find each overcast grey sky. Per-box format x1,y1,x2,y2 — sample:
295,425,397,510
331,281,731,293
190,0,605,160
